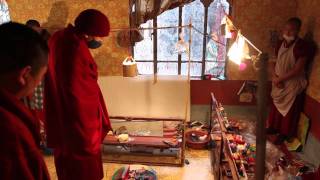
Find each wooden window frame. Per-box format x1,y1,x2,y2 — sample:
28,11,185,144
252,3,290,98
132,0,229,78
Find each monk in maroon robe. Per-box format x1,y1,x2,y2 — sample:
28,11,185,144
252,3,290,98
267,17,310,144
44,9,112,180
0,22,49,179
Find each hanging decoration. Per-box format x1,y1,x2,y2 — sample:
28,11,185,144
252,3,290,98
251,55,260,71
227,31,250,65
123,56,138,77
220,15,263,71
116,29,143,48
175,32,189,54
220,15,236,39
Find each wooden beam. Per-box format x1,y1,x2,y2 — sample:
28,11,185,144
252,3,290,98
201,4,209,76
102,158,183,167
200,0,213,76
255,53,269,180
178,6,183,75
109,116,184,122
200,0,214,7
129,0,134,56
153,17,158,74
103,135,178,148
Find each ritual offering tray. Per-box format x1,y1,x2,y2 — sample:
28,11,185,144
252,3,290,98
186,130,210,149
112,165,157,180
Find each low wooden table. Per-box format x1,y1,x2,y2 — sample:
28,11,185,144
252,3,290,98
102,116,185,166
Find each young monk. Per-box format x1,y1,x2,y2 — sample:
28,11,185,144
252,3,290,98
0,22,50,179
44,9,112,180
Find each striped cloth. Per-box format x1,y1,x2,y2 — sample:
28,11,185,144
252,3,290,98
27,81,44,110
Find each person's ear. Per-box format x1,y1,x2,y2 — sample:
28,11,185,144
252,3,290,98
18,66,32,86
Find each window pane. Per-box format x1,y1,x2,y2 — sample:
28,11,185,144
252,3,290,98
137,62,153,75
0,1,10,25
134,20,153,61
157,8,179,61
182,0,204,62
206,0,229,77
207,0,229,37
158,28,179,61
205,62,225,79
181,62,202,76
206,39,219,61
157,63,178,75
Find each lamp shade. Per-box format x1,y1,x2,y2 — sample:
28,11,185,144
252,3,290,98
227,32,250,65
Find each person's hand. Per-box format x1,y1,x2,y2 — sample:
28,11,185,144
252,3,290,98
273,77,281,85
272,73,278,82
275,80,284,89
272,75,284,89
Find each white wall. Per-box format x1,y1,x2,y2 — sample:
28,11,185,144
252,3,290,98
98,75,190,121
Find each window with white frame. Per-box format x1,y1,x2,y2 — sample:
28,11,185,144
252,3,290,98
134,0,229,79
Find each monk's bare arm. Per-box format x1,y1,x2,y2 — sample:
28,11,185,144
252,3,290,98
278,56,307,82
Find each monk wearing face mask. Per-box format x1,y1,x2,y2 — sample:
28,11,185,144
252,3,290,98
267,17,310,145
44,9,112,180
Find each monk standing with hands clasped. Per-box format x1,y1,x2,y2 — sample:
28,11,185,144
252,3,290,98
267,17,310,145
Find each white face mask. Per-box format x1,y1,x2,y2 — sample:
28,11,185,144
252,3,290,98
283,34,295,42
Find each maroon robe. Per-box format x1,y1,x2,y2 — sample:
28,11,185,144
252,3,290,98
44,25,111,180
268,38,310,137
0,89,50,180
302,166,320,180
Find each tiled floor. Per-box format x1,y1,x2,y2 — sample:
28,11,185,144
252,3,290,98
44,149,214,180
